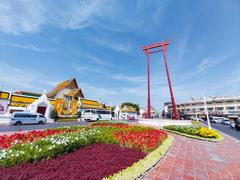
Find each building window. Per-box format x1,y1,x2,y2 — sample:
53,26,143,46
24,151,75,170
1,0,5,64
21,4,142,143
216,107,224,111
207,107,214,111
227,106,235,110
199,108,204,111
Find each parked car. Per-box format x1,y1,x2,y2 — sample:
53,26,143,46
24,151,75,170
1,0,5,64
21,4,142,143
221,119,230,125
235,119,240,131
210,117,223,123
230,121,235,129
81,109,101,122
10,112,47,125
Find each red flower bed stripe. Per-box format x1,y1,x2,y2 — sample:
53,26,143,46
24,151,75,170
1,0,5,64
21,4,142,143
114,129,168,152
0,144,146,180
0,129,77,149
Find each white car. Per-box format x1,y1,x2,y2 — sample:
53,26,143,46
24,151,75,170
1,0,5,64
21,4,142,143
10,112,47,125
210,117,223,123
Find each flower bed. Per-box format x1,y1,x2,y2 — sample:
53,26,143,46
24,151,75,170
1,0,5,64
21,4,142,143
0,122,172,179
163,125,223,141
0,128,80,150
0,144,146,179
104,136,174,180
92,122,168,152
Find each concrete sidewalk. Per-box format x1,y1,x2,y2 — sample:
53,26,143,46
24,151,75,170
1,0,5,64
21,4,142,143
144,133,240,180
137,119,192,127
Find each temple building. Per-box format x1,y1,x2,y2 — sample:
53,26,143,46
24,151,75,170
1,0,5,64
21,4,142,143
0,78,111,122
47,78,84,116
7,91,55,114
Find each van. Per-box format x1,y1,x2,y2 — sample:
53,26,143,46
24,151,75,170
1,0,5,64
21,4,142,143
10,112,47,125
97,110,113,120
81,109,101,122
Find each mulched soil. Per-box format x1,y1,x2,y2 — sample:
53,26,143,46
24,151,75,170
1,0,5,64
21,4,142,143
0,144,146,180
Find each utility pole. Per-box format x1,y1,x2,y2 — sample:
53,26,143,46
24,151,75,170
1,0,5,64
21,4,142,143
203,96,211,130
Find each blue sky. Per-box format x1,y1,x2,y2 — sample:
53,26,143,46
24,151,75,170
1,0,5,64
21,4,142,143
0,0,240,110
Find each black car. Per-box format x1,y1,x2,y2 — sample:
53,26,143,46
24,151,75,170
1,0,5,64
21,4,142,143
235,119,240,131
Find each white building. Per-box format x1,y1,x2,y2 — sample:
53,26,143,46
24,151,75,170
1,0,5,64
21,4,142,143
166,96,240,119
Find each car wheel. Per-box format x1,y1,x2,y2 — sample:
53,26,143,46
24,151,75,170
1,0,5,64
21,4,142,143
38,121,44,125
15,121,22,126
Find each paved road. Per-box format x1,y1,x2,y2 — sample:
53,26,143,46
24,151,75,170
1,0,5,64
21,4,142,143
203,121,240,140
0,121,89,133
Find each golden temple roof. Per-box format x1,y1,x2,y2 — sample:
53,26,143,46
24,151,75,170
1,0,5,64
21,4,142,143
67,89,81,97
80,99,102,109
48,78,84,98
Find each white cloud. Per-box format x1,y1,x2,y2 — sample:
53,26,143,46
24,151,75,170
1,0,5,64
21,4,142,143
0,0,45,34
86,54,114,68
91,37,132,53
0,0,113,34
0,62,41,89
0,62,59,92
5,43,54,52
48,0,112,30
73,64,105,75
175,34,189,62
111,74,146,83
197,55,230,73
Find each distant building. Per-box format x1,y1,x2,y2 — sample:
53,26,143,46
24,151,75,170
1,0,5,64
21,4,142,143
139,106,159,119
166,96,240,119
120,105,138,119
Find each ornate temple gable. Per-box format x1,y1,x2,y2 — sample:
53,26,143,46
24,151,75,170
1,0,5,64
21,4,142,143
65,78,78,89
48,78,84,99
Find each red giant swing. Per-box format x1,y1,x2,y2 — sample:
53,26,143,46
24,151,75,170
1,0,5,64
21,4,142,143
142,41,179,120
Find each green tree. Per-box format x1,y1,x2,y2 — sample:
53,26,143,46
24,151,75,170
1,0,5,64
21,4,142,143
121,102,140,113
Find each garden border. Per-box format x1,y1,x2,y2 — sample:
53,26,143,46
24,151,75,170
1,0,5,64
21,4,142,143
104,135,174,180
162,128,224,142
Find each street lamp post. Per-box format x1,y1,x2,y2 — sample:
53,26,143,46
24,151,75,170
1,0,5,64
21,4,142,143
191,97,198,121
203,96,212,130
195,106,198,120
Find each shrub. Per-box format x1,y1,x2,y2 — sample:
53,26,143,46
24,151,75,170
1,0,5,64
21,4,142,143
196,127,220,139
51,109,59,120
164,125,200,135
90,121,127,126
55,118,78,122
